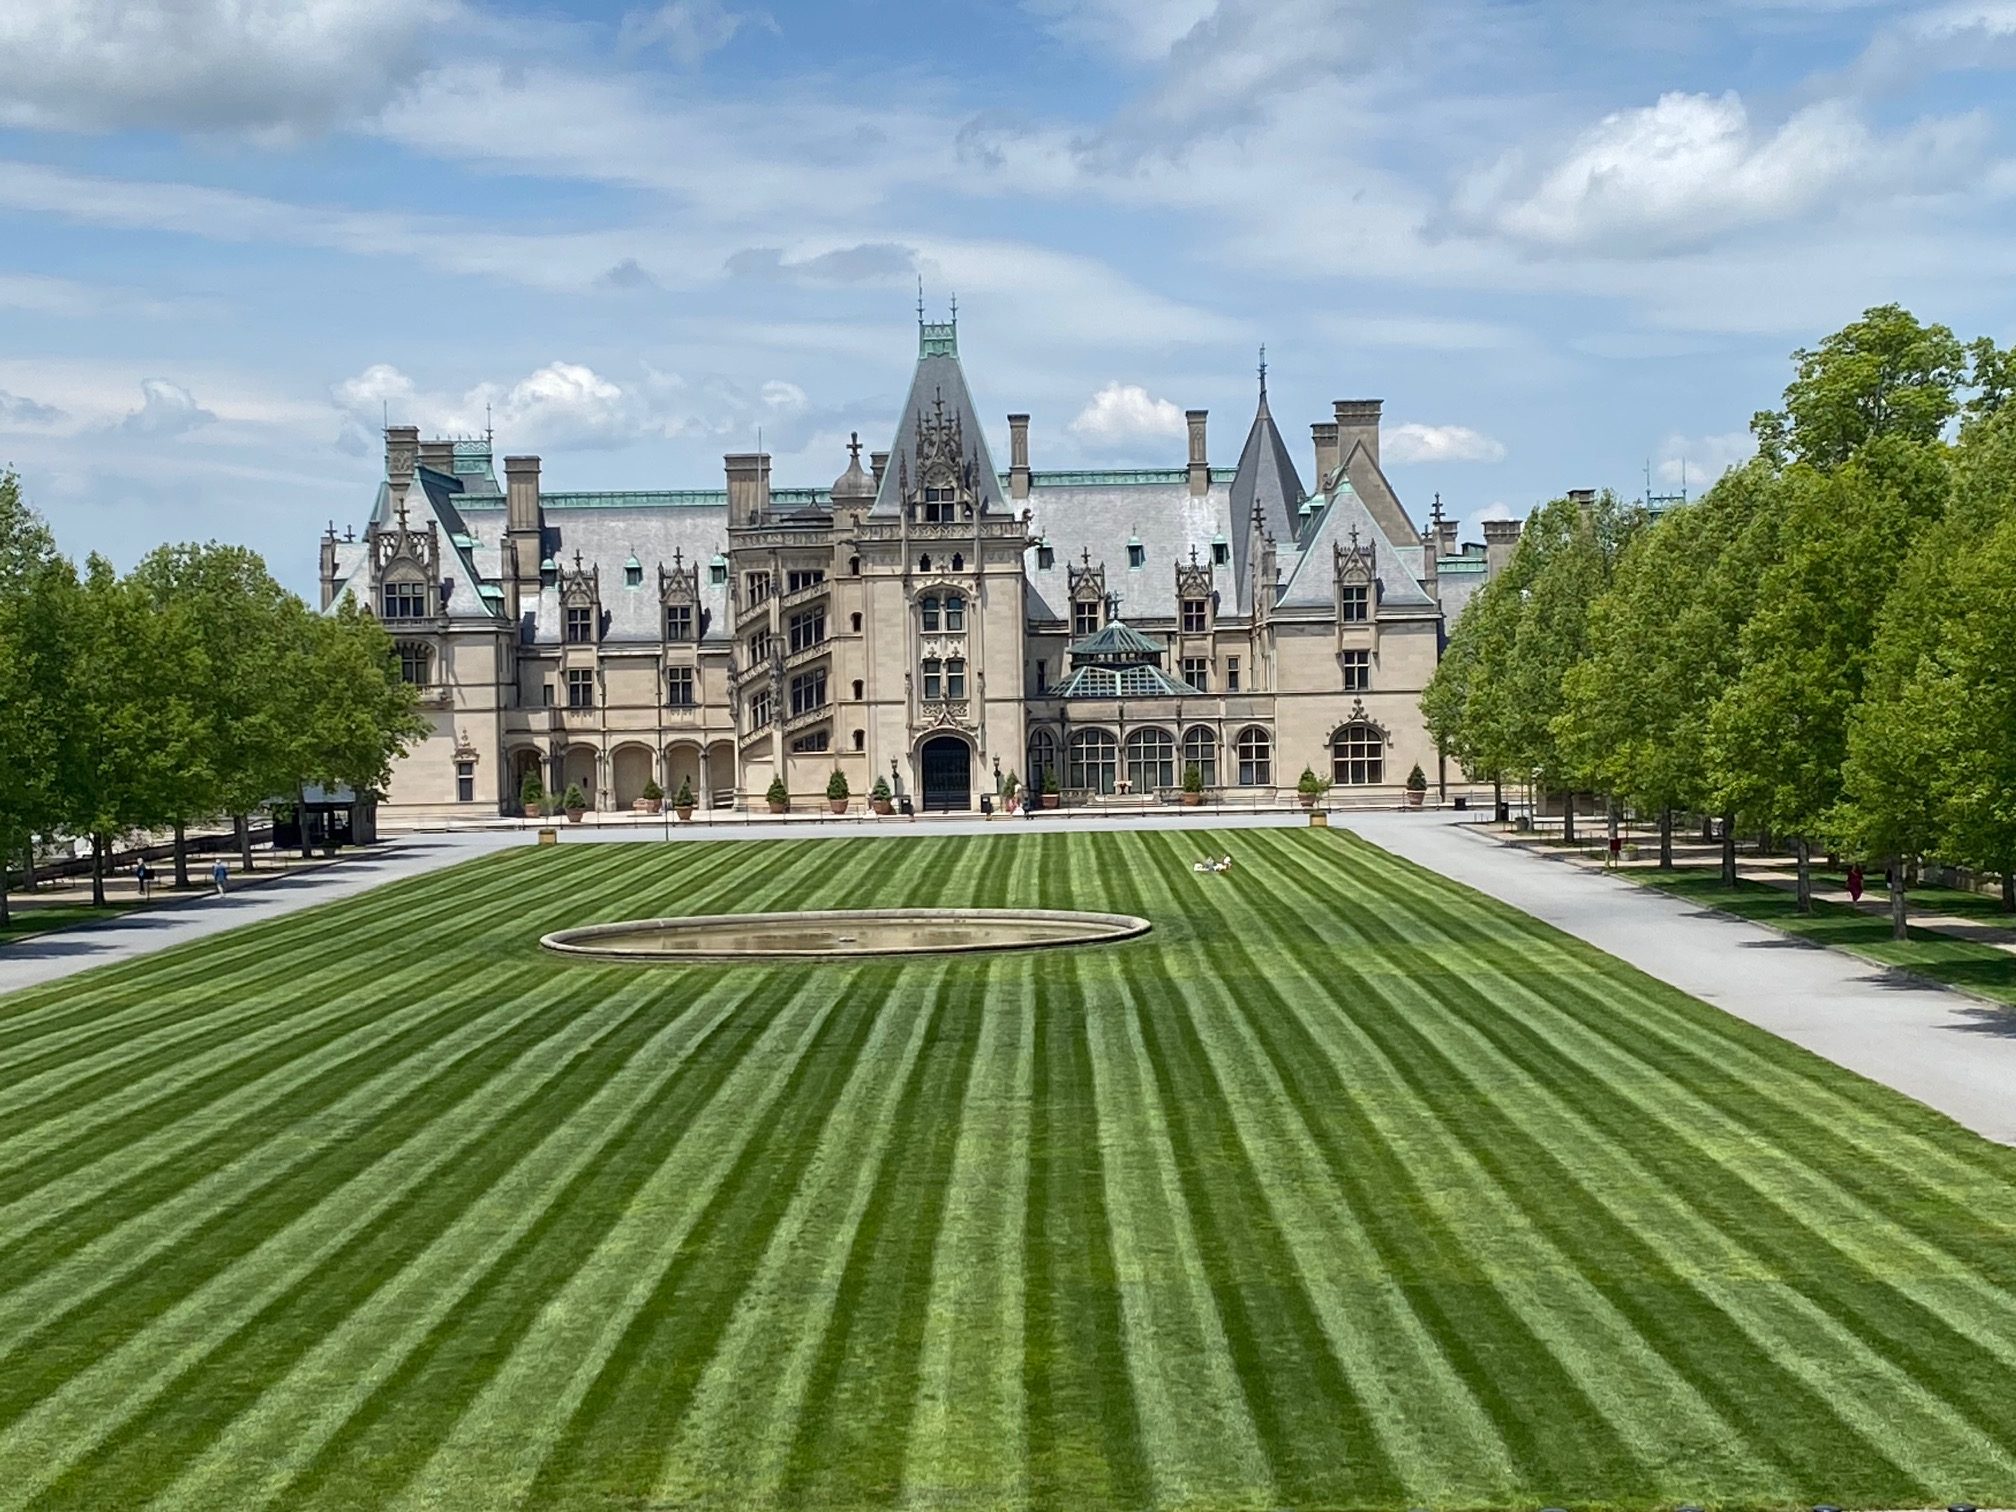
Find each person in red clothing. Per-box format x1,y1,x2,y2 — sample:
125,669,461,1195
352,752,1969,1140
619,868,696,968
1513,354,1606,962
1847,864,1864,903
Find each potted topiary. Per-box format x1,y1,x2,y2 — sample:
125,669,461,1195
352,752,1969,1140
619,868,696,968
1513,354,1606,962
637,778,664,815
1404,763,1428,808
870,775,893,816
766,775,788,815
674,777,695,821
518,770,545,819
561,783,588,823
1181,764,1204,806
826,769,850,815
1002,771,1020,810
1041,770,1060,809
1296,766,1323,808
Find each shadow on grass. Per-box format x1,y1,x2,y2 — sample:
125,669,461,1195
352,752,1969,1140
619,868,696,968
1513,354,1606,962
1631,867,2016,1011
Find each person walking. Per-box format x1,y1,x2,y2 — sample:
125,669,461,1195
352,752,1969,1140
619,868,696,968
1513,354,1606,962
135,859,152,901
211,858,229,898
1847,864,1864,904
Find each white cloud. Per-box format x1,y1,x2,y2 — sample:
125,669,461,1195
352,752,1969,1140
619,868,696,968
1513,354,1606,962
1068,383,1187,451
118,379,216,438
0,0,450,136
620,0,776,68
0,390,66,429
1384,423,1506,465
1655,430,1755,488
1024,0,1216,64
1453,91,1987,255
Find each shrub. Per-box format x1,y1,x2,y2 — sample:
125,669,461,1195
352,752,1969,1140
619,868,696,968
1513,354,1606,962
518,770,545,812
641,778,664,802
1405,763,1428,793
1042,769,1060,794
870,776,891,801
674,778,695,808
766,775,788,806
561,783,588,811
826,770,849,800
1002,770,1019,798
1296,765,1327,797
1183,763,1204,794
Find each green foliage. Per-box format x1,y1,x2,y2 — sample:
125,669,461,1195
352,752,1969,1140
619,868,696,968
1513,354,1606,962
1405,763,1427,793
519,768,546,812
641,778,664,802
1042,769,1059,794
1002,770,1019,797
869,776,891,802
286,593,431,799
674,777,695,808
1183,763,1204,794
1750,303,1968,467
826,770,849,800
1296,766,1330,797
766,775,788,806
0,473,73,912
560,783,587,811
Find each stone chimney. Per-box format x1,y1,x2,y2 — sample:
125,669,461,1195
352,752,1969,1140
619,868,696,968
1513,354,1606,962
384,425,419,511
1333,400,1382,468
1311,421,1340,488
418,438,454,476
1185,410,1209,497
504,455,542,536
1567,487,1597,518
1438,519,1459,555
870,451,889,492
725,452,771,527
1483,518,1522,579
1007,413,1031,500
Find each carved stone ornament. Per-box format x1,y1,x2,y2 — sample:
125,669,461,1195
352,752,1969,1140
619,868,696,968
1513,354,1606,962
452,729,480,761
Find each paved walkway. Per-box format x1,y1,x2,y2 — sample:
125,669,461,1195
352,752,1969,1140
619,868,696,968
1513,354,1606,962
1338,811,2016,1147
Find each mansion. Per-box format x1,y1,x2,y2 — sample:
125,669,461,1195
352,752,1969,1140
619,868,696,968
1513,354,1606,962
322,318,1519,822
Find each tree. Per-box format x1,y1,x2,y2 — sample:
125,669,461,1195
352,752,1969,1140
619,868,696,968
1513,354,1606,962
0,473,75,926
1709,439,1950,912
57,558,208,906
1751,304,1967,468
129,543,303,881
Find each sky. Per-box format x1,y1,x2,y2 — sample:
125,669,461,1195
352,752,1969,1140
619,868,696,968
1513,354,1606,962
3,0,2015,593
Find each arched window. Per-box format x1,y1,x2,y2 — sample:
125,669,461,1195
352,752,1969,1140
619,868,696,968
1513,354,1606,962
918,553,932,572
851,678,864,700
1332,723,1384,785
1069,729,1118,794
1125,728,1175,792
1182,726,1217,788
951,552,964,572
920,595,940,631
1027,729,1057,790
849,555,861,576
852,729,865,750
1236,727,1272,786
850,612,862,632
945,594,965,631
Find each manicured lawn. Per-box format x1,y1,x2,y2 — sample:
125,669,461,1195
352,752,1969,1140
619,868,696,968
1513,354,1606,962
2,829,2014,1511
1626,866,2016,1007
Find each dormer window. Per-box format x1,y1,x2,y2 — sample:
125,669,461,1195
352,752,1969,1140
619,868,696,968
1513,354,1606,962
1073,599,1100,637
1340,583,1370,623
539,557,558,588
1181,598,1208,634
709,558,727,585
565,605,594,643
1211,540,1230,566
1127,542,1145,569
381,580,428,620
921,483,958,523
624,557,643,588
665,604,693,641
1037,542,1055,570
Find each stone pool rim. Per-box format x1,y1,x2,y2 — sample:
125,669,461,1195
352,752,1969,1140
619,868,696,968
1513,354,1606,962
539,907,1153,963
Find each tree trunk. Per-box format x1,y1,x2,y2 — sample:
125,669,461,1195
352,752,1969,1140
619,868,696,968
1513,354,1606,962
1890,856,1909,941
1492,777,1506,824
1658,807,1674,870
1701,813,1715,842
1794,836,1812,915
2002,868,2014,914
236,814,253,873
173,821,190,890
91,832,108,909
0,838,11,928
1719,812,1738,888
299,786,314,861
1561,790,1576,845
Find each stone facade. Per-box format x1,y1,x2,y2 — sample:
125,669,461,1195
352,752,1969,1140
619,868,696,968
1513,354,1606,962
322,320,1511,823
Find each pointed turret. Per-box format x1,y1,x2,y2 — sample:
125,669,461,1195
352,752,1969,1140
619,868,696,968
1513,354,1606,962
869,308,1005,517
1229,348,1305,608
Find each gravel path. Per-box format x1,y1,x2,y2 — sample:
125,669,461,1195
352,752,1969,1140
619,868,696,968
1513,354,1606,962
1340,810,2016,1147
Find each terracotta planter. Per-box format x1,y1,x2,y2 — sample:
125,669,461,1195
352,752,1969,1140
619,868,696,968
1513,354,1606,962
1404,788,1425,808
1298,792,1315,809
674,805,694,822
636,798,663,814
872,799,892,816
828,798,848,815
1181,791,1203,806
767,801,786,815
565,808,586,824
1041,793,1059,809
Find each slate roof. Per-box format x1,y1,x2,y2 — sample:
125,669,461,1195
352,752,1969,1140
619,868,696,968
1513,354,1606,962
1276,476,1436,613
869,323,1007,517
1069,621,1169,659
1228,386,1306,598
1023,478,1236,622
1051,661,1202,699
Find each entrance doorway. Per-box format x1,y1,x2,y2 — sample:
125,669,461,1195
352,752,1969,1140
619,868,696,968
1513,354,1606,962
919,736,972,813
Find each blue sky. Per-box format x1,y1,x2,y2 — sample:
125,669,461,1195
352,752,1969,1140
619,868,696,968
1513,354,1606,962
4,0,2014,591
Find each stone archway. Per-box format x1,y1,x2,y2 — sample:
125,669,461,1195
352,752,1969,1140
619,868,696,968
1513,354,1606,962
509,747,545,811
919,735,973,813
610,744,655,809
705,740,736,807
561,746,599,809
664,742,703,807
